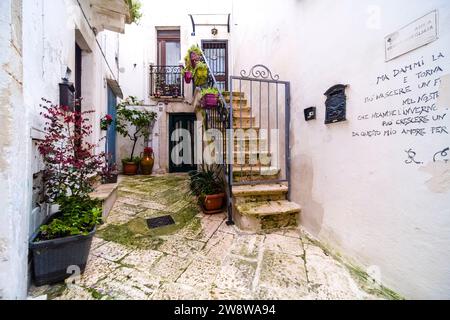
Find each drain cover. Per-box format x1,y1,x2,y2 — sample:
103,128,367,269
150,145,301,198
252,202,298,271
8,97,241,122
146,215,175,229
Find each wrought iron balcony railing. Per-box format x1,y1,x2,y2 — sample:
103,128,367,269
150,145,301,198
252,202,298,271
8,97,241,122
149,65,184,98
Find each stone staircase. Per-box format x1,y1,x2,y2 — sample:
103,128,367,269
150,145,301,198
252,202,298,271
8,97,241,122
223,91,301,232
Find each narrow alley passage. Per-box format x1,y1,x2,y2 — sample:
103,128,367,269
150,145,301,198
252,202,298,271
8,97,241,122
29,175,397,300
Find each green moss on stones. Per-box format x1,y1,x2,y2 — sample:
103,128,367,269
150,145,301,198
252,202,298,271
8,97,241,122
45,283,68,300
97,174,201,249
96,222,165,250
86,287,109,300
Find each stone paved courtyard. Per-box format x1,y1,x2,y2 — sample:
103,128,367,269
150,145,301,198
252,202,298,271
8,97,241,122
29,174,398,300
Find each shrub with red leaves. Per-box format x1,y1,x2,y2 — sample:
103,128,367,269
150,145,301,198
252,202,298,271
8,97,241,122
38,99,105,202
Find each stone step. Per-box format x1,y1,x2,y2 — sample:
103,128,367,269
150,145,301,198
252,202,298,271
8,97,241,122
232,112,255,119
233,118,256,128
233,124,260,129
233,200,300,231
89,182,118,221
232,110,252,118
232,166,280,176
222,91,245,98
227,98,248,105
232,105,251,112
232,183,287,204
237,200,301,216
232,183,288,197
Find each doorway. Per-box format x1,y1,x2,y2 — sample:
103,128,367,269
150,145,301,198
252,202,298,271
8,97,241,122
202,40,228,91
107,86,117,165
169,113,196,173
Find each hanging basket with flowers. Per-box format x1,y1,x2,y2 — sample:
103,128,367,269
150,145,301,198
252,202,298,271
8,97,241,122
100,114,113,130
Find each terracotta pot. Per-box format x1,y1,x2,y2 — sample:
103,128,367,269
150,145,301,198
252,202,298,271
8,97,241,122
204,193,225,211
140,155,154,175
184,71,192,84
203,93,218,109
123,162,138,175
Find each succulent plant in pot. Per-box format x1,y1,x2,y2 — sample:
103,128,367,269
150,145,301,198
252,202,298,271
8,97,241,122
188,164,226,213
115,96,158,175
201,87,219,109
193,61,208,87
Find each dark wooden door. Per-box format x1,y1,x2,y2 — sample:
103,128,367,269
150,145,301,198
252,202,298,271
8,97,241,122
202,40,228,91
169,113,196,173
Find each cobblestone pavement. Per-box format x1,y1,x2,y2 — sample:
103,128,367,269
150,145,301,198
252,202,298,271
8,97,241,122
29,174,397,300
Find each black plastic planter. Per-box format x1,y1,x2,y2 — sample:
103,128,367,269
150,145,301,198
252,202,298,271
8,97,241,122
29,215,96,286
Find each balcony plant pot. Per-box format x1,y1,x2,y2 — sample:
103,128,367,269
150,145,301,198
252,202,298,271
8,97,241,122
123,162,138,175
203,193,225,211
202,93,218,109
184,70,192,84
29,213,96,286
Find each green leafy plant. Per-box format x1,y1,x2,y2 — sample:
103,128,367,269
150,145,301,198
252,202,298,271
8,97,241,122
193,62,208,87
184,45,203,70
188,164,225,198
200,87,219,97
127,0,143,24
38,196,102,241
115,96,158,162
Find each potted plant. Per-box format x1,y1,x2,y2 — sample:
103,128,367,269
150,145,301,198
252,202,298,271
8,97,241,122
189,164,226,213
193,61,208,87
31,99,105,286
185,45,203,69
182,66,193,84
201,87,219,109
101,162,119,184
115,96,158,175
140,147,154,175
100,114,113,130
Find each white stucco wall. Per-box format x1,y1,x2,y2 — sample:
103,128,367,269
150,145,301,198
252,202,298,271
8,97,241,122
1,0,127,299
0,0,30,300
23,0,123,232
230,0,450,299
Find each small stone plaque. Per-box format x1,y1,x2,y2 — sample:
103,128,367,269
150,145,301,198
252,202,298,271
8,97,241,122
385,10,438,62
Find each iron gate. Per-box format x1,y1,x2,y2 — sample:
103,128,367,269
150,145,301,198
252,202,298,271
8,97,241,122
228,65,291,199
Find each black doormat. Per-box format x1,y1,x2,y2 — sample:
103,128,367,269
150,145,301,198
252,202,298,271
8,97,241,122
146,215,176,229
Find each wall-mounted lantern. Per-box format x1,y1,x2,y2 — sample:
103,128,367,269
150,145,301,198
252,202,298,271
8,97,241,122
324,84,347,124
59,79,75,111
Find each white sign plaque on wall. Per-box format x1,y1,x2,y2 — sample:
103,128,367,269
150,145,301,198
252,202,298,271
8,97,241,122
385,10,438,62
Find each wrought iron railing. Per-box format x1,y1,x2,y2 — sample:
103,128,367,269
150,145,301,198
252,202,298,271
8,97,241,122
149,65,184,98
199,50,234,225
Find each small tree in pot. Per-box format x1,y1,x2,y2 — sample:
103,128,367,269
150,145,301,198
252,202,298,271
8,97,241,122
115,96,158,175
31,99,105,285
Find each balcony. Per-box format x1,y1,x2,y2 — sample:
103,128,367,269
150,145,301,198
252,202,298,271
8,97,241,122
149,65,184,99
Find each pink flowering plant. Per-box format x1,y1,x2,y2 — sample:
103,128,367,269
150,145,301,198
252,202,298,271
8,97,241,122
100,114,113,130
38,99,105,201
